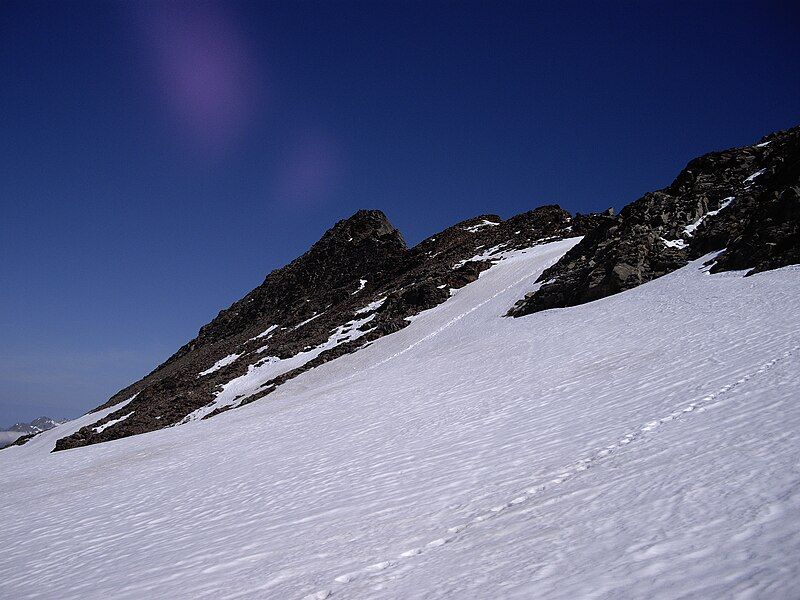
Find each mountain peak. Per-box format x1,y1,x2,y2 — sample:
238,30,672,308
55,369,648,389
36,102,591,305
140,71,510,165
319,209,406,249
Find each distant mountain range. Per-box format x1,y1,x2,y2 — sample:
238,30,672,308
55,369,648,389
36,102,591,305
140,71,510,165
0,417,64,449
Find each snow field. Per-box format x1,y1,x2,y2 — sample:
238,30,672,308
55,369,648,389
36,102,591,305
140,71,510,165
1,238,799,600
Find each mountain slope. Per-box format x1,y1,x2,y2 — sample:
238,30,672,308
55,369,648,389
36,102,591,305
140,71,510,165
53,206,578,450
39,125,798,451
1,241,798,599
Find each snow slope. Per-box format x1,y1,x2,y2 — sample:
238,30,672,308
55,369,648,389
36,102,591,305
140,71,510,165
1,238,799,599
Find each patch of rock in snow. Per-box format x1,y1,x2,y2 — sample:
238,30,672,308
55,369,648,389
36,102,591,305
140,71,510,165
453,243,513,269
182,314,378,421
4,393,139,455
355,297,386,315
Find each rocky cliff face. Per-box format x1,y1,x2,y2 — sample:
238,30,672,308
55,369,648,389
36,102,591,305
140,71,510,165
508,125,800,317
53,206,577,451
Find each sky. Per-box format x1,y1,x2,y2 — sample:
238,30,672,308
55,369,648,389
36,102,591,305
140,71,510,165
1,0,798,425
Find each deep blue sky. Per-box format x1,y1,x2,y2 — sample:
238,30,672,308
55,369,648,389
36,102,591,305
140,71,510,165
1,1,798,425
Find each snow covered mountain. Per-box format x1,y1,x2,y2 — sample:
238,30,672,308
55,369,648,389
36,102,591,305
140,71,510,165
0,417,63,449
43,124,800,452
53,205,586,450
1,125,799,599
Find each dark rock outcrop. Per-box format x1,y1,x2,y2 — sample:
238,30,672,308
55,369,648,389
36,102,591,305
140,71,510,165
508,125,800,317
707,142,800,274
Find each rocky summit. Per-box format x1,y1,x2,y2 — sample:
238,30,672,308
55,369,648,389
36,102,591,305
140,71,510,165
47,124,799,452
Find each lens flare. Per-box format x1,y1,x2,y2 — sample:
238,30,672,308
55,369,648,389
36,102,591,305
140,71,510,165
130,2,263,155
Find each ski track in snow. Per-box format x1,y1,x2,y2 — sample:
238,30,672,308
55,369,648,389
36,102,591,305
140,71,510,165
332,242,561,387
305,342,800,599
2,238,799,600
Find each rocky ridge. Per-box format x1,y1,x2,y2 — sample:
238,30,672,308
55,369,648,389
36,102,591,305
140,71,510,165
508,125,800,316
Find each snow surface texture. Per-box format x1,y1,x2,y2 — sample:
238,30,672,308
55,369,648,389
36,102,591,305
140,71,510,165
2,238,800,599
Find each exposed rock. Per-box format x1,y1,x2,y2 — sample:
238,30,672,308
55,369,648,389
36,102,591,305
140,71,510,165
707,144,800,275
508,125,800,317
